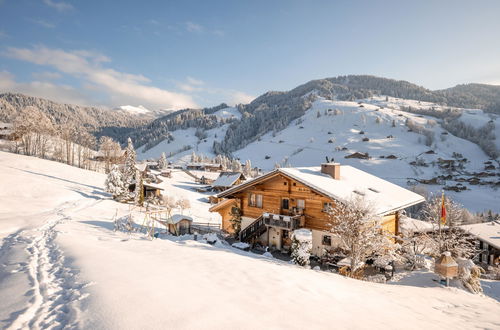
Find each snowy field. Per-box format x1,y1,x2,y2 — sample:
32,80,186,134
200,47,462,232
1,151,499,329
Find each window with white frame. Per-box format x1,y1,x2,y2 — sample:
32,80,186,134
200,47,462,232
249,193,263,208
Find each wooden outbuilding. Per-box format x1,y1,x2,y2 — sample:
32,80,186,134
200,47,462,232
167,214,193,235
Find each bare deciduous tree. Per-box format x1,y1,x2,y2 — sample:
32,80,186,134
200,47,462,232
327,197,392,275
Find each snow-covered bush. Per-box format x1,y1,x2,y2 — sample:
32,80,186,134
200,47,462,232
114,214,137,233
457,258,484,294
105,164,126,199
291,229,312,266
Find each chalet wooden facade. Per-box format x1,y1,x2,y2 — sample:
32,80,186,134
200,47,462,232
210,163,425,256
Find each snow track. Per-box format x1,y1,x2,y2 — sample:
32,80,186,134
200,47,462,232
4,201,89,330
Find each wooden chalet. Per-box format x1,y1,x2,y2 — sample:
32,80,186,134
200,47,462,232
0,122,14,140
186,162,223,172
211,172,246,192
210,163,425,256
461,221,500,267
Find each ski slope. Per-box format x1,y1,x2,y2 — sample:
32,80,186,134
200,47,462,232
0,151,499,329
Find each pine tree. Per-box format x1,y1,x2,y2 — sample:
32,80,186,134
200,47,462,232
134,170,144,206
243,159,252,177
158,152,167,169
105,165,125,199
291,229,312,266
123,138,136,187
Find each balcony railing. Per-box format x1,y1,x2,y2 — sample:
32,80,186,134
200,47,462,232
263,213,302,230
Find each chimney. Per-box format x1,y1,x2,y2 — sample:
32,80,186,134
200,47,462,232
321,162,341,180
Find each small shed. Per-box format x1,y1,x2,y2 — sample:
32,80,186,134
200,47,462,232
143,182,164,198
168,214,193,235
0,122,14,140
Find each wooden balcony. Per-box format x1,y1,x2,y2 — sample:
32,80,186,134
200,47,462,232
263,213,302,230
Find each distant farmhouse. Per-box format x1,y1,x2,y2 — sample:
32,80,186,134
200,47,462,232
0,122,14,140
210,163,424,256
211,172,246,192
462,221,500,267
186,162,223,172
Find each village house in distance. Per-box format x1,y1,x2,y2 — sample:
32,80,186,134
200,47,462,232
210,162,425,256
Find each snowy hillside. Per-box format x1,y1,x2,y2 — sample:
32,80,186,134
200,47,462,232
137,96,500,213
136,106,240,163
1,151,499,329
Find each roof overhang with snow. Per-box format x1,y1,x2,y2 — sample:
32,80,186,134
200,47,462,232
218,166,425,215
461,221,500,250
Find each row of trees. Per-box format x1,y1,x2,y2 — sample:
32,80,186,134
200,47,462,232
189,151,258,177
11,106,99,170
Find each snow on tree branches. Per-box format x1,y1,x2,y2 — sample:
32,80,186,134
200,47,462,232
327,197,392,275
123,138,136,187
158,152,168,169
418,194,477,259
105,164,126,199
291,229,312,267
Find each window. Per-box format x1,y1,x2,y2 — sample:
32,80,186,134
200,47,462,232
322,202,333,212
322,235,332,246
297,199,305,209
249,193,263,208
283,182,287,185
256,194,263,208
282,198,289,210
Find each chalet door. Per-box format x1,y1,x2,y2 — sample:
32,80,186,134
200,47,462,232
281,198,289,213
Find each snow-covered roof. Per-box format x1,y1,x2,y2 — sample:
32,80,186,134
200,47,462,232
219,165,425,215
143,182,164,190
212,172,244,188
171,214,193,224
399,216,436,234
135,163,148,172
190,170,220,181
461,221,500,250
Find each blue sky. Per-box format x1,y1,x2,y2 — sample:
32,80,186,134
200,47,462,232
0,0,499,109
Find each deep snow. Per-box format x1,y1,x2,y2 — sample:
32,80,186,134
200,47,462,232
1,151,499,329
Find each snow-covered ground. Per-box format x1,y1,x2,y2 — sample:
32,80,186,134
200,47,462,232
1,151,499,329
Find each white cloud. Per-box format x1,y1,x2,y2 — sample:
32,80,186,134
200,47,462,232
175,76,254,106
43,0,73,12
2,45,197,110
0,71,91,106
29,18,56,29
32,71,62,80
185,21,204,33
186,76,204,86
227,91,255,105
